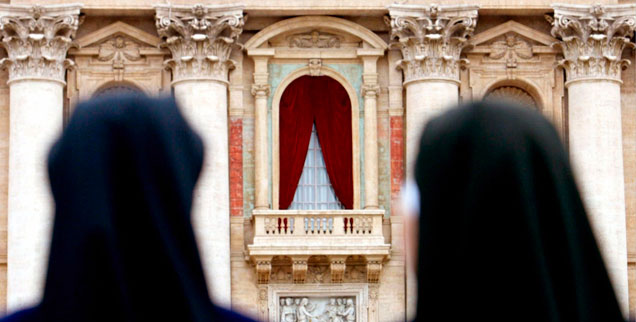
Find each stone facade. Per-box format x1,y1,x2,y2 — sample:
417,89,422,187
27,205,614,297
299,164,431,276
0,1,635,321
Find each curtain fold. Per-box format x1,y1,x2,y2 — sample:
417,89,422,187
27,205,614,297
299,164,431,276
279,76,315,209
278,75,354,210
313,77,354,209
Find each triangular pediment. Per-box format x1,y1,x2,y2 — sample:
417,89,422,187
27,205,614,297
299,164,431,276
77,21,160,48
470,20,556,47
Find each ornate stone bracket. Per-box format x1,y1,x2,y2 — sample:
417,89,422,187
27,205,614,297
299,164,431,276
329,256,347,283
255,257,272,284
292,257,309,284
366,256,383,283
0,4,82,84
154,4,245,84
386,4,479,84
549,4,636,82
308,58,322,76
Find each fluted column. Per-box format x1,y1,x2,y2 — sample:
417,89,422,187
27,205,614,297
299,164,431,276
0,4,82,310
386,4,478,177
550,4,635,312
155,4,244,308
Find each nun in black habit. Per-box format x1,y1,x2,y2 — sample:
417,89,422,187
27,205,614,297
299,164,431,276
2,94,253,322
414,101,624,321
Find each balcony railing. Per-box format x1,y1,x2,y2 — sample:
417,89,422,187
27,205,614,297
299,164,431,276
247,209,390,257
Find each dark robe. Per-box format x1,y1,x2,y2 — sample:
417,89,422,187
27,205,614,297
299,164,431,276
414,101,624,321
2,94,253,322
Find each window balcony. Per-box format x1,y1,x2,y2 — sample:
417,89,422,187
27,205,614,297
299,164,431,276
247,209,391,284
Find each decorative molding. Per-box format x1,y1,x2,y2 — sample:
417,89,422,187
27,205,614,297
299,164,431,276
292,257,308,284
0,4,82,84
485,86,538,109
366,257,383,283
97,36,142,80
308,58,322,76
256,259,272,284
386,4,479,84
362,83,380,97
288,30,342,48
76,21,161,48
154,4,245,84
489,34,533,68
549,4,636,82
329,257,346,283
251,83,270,98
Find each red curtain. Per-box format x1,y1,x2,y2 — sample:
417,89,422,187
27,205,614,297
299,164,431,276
279,75,354,209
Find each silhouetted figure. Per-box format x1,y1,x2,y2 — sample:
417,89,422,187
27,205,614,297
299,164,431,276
2,94,253,322
414,101,624,321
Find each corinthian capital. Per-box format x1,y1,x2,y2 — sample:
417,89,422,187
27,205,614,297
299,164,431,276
155,4,245,84
386,4,478,84
0,4,82,84
550,4,636,82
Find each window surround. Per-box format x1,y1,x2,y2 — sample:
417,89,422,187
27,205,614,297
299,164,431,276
272,66,361,210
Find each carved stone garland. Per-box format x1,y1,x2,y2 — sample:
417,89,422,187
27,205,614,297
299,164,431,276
155,4,245,83
0,5,82,83
549,4,636,82
385,5,478,83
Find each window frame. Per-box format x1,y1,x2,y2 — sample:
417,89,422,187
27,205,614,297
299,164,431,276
272,67,361,210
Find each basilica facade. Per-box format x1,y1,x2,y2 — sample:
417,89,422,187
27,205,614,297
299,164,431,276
0,0,635,321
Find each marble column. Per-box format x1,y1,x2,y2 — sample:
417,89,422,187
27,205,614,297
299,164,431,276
250,54,273,210
550,4,636,313
361,54,381,209
386,4,478,177
155,4,244,308
0,4,82,310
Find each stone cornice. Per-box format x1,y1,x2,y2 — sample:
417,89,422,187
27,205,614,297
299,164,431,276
0,4,82,84
154,4,245,84
550,4,636,83
386,4,478,84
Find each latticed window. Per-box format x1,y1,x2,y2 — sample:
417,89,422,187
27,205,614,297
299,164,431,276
289,124,344,210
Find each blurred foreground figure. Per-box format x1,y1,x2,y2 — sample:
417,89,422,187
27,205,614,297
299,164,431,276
414,101,623,321
2,94,253,322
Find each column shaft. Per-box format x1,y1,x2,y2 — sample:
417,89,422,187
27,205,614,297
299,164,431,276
363,86,379,209
7,80,63,309
253,92,269,209
568,79,628,304
155,4,245,308
173,80,232,307
404,80,459,177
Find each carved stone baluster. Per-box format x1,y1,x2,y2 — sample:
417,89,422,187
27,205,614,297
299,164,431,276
0,4,82,309
155,4,245,307
549,4,636,312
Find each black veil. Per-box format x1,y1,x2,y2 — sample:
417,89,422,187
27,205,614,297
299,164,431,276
414,101,623,321
25,94,223,321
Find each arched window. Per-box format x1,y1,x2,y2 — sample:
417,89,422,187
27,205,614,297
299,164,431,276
279,75,353,210
92,82,142,98
485,86,538,109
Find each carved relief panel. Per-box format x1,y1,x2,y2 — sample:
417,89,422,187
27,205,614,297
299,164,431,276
67,21,170,107
463,20,566,137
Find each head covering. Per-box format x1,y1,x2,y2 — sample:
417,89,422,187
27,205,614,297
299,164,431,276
32,94,214,322
414,101,624,321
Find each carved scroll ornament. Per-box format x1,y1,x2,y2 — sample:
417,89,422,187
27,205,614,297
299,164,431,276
155,4,245,83
386,4,478,83
549,4,636,82
0,4,82,83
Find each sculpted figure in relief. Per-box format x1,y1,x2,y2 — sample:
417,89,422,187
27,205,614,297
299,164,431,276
296,298,317,322
280,298,296,322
